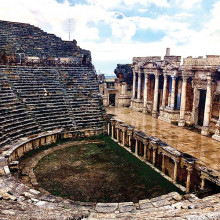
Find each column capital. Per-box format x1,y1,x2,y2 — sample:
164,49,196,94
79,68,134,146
182,75,188,82
186,165,193,173
154,73,160,79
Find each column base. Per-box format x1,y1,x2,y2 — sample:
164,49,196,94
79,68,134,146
212,134,220,142
143,107,147,113
201,126,209,136
178,119,185,127
152,111,158,118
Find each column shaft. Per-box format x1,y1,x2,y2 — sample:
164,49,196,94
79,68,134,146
178,77,187,127
116,129,120,142
173,161,178,183
135,139,138,156
162,75,167,108
143,144,147,160
202,74,212,136
170,76,176,110
143,73,148,108
162,154,165,173
107,123,110,135
152,149,156,166
132,72,136,99
186,169,192,193
111,125,114,139
137,72,141,100
122,130,125,147
128,134,131,149
201,177,205,190
152,74,159,117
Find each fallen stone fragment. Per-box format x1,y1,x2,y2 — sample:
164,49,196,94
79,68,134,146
119,202,135,213
139,199,153,210
3,166,10,175
96,203,118,213
30,189,40,195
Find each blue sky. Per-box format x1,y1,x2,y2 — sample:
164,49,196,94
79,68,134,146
0,0,220,75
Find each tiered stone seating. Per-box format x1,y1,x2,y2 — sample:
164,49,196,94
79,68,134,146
0,65,105,148
0,20,90,61
59,67,105,129
0,71,40,147
2,67,76,132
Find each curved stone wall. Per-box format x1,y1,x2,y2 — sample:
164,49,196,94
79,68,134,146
0,131,220,219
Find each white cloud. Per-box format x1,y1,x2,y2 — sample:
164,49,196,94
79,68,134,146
174,0,202,9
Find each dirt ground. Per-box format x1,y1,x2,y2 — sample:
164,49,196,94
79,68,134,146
34,136,182,203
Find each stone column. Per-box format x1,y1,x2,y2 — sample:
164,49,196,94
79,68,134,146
201,176,206,190
186,166,193,193
178,76,188,127
201,74,212,136
152,74,159,118
135,139,138,156
162,153,165,173
162,74,167,108
137,71,141,100
128,134,131,149
143,144,147,161
212,110,220,141
122,130,125,147
116,128,119,142
132,71,136,99
173,160,178,183
143,73,148,109
111,125,114,139
107,123,110,135
170,76,176,110
152,148,156,166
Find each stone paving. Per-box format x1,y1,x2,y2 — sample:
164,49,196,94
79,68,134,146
106,107,220,175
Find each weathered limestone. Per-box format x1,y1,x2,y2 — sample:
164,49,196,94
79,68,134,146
152,74,159,118
143,73,148,111
107,114,220,196
161,74,167,109
135,138,138,156
100,49,220,141
186,165,193,193
132,71,136,99
178,76,188,127
212,110,220,141
201,73,213,136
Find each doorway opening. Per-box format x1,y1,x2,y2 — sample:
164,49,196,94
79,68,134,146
109,94,116,106
198,90,206,126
